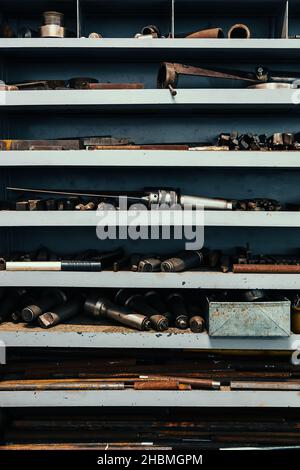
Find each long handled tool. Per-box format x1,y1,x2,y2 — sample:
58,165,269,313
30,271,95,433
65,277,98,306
7,187,233,210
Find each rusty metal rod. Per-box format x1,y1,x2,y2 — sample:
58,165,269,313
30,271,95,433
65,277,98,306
233,264,300,273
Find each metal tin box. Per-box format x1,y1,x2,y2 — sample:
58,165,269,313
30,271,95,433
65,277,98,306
208,298,291,337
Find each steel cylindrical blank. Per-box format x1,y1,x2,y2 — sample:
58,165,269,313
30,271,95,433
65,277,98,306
228,24,251,39
0,289,26,324
84,295,151,331
38,298,82,328
166,293,189,329
144,291,173,324
161,250,206,273
22,289,67,322
189,315,205,333
43,11,64,26
115,290,169,331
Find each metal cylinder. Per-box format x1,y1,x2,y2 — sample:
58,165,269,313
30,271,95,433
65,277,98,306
166,293,189,329
88,32,103,39
233,264,300,274
38,298,83,328
115,290,168,331
40,25,65,38
0,289,26,324
180,194,233,210
144,291,173,324
228,24,251,39
84,295,151,331
138,257,161,272
43,11,64,26
189,315,205,333
161,250,207,273
22,289,67,323
186,27,224,39
141,25,161,37
241,290,266,302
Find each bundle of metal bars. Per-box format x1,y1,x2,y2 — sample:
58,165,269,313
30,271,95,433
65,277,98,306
1,350,300,449
1,349,300,390
3,408,300,450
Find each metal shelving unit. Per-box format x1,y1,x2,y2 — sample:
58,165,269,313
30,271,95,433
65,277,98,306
1,0,300,412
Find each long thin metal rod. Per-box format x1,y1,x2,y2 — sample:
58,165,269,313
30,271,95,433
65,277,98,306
171,0,175,38
6,187,145,202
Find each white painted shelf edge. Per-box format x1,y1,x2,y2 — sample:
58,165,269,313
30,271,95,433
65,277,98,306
1,390,299,408
1,150,300,167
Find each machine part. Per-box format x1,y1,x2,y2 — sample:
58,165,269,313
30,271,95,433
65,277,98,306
40,25,65,38
21,289,67,323
0,289,26,324
147,189,233,210
292,306,300,333
157,62,259,89
58,198,78,211
161,250,208,273
115,290,169,331
6,186,232,210
45,199,58,211
0,24,15,38
241,290,266,302
248,82,295,89
68,77,98,89
144,291,173,324
166,293,189,329
43,11,64,26
185,27,224,39
38,298,83,328
17,28,38,38
113,255,130,272
233,264,300,273
16,202,29,211
189,315,205,333
83,83,144,90
141,25,161,37
269,132,295,149
0,85,18,91
84,295,151,331
28,199,45,211
228,24,251,39
138,257,161,272
88,32,103,38
157,62,300,90
135,33,158,39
